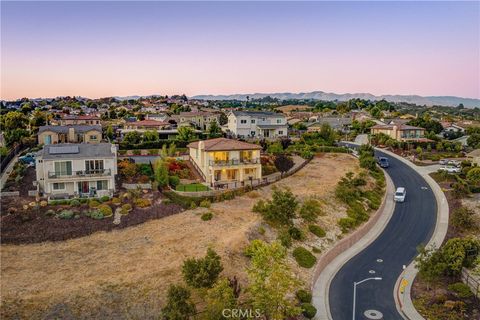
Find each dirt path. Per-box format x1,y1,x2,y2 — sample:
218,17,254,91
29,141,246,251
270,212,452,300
0,153,359,319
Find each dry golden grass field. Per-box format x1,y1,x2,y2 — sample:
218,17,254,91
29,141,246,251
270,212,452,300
1,153,359,319
275,104,312,113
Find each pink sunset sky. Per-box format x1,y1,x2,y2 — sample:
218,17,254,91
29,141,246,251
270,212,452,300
1,1,479,100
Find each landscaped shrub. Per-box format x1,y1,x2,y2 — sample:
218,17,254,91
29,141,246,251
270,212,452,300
448,282,473,299
190,202,197,209
308,225,326,238
182,248,223,288
296,289,312,303
278,230,292,248
99,195,110,203
364,190,382,210
111,197,121,205
122,203,132,212
97,204,113,217
252,187,298,225
89,210,104,220
199,199,211,208
223,190,235,200
57,210,74,219
168,175,180,188
70,199,81,207
85,209,100,219
312,246,322,254
288,226,304,241
301,303,317,319
120,203,133,215
201,212,213,221
89,200,100,208
338,217,357,233
293,247,317,268
134,198,152,208
299,198,323,222
451,207,476,230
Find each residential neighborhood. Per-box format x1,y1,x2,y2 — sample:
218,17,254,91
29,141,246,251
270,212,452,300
1,1,480,320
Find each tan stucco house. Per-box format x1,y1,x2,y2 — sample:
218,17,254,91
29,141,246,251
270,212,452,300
60,115,101,125
174,111,220,130
370,124,427,142
187,138,262,187
38,125,102,145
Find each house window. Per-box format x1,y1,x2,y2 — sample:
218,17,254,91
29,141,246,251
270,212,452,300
85,160,104,173
89,135,98,140
278,131,284,135
240,119,247,124
241,151,253,161
96,180,108,190
244,168,255,175
54,161,72,176
213,151,229,162
277,119,282,124
53,182,65,190
251,119,255,124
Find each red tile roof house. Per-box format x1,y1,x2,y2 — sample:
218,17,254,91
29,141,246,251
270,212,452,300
124,120,171,131
370,124,429,142
60,115,102,126
187,138,262,187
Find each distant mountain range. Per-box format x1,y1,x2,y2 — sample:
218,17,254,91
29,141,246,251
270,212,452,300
192,91,480,108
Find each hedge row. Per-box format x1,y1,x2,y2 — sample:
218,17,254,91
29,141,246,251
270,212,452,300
119,140,190,150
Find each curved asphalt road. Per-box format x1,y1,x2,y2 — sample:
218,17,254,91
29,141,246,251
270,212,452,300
329,147,437,320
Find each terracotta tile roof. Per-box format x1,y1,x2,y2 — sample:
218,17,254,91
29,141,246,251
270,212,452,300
371,124,424,130
187,138,262,151
62,115,100,120
130,120,169,127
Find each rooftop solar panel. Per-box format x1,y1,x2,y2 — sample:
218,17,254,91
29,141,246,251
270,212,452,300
49,146,80,154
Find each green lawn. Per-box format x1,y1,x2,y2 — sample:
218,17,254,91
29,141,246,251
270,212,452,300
176,183,210,192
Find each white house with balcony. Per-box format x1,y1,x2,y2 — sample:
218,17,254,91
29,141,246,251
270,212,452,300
187,138,262,187
35,143,118,198
227,111,288,138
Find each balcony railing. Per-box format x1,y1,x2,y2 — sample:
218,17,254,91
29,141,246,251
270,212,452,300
209,158,260,166
48,169,112,179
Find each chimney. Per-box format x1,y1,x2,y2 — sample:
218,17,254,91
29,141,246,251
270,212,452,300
111,143,117,155
68,127,75,142
392,125,398,140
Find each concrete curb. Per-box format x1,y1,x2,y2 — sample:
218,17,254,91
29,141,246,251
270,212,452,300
311,170,396,320
0,154,19,190
377,149,449,320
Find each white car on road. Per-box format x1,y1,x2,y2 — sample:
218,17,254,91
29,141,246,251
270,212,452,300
394,187,406,202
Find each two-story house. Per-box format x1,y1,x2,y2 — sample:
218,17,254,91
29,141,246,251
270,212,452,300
227,111,288,138
187,138,262,187
174,111,220,130
35,143,118,198
60,115,101,126
123,120,172,131
38,125,102,145
370,124,426,142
